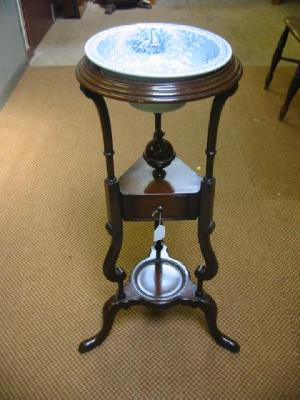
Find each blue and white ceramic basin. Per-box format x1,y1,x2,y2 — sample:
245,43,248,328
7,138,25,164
85,23,232,80
85,23,232,112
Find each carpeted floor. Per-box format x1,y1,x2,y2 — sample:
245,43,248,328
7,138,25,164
0,65,299,399
31,0,300,67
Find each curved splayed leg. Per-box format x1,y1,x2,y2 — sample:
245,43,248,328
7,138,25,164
78,296,123,353
195,293,240,353
193,88,240,353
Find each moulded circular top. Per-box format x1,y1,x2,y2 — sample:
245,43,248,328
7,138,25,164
84,23,232,80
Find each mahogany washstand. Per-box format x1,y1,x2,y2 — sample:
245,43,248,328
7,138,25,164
76,55,243,354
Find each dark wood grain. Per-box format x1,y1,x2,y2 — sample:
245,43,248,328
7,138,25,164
119,157,201,221
76,56,242,104
80,89,126,294
21,0,53,58
143,113,176,179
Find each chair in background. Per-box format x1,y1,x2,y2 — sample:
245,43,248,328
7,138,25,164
265,17,300,120
93,0,151,14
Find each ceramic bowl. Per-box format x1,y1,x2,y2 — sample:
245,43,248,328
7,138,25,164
85,23,232,80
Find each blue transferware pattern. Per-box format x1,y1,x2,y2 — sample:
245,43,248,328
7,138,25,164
128,28,170,55
85,23,232,80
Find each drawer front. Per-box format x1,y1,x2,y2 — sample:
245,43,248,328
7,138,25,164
122,194,199,221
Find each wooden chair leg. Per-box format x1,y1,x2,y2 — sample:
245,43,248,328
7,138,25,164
265,26,289,89
279,63,300,121
105,1,116,14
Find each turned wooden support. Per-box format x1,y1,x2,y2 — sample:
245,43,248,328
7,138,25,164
143,113,176,179
81,88,126,289
195,85,239,293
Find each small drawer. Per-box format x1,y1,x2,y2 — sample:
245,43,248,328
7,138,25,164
122,193,199,221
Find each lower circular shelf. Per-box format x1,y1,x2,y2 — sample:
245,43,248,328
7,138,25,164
131,249,189,300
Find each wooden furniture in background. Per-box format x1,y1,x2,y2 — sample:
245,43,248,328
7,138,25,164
75,54,242,354
93,0,152,14
55,0,88,18
265,17,300,120
20,0,54,58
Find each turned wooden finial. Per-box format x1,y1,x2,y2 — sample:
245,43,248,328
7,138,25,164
143,113,176,179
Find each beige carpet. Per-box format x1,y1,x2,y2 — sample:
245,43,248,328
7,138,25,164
0,65,299,399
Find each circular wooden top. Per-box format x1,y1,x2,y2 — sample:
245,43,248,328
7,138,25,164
76,55,242,104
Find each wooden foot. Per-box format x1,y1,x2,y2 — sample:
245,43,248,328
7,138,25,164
195,293,240,353
78,295,123,353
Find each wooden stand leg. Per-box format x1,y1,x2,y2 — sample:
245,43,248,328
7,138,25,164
103,179,126,293
195,293,240,353
195,178,218,293
78,90,126,352
196,89,236,287
265,27,289,89
195,88,240,352
80,90,126,288
78,295,123,353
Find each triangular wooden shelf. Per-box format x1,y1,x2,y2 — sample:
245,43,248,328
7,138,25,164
119,157,202,221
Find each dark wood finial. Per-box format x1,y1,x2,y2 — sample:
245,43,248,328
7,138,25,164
143,113,176,179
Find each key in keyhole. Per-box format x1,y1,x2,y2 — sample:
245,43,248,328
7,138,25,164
152,206,166,248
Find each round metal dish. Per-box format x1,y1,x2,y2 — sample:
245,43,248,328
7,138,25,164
131,254,189,300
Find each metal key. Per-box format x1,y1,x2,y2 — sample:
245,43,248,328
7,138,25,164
152,206,166,243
